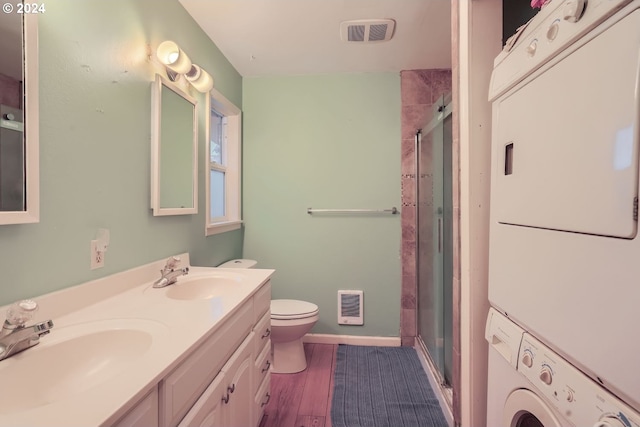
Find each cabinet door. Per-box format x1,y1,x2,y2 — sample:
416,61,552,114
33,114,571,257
177,373,226,427
221,333,255,427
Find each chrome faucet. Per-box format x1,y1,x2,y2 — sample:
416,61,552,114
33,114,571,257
0,300,53,361
153,256,189,288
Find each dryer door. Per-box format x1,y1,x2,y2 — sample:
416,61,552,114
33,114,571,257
503,389,563,427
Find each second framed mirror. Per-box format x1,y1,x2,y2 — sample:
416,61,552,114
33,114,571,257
150,74,198,216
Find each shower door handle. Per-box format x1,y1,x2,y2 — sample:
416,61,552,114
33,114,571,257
438,218,443,253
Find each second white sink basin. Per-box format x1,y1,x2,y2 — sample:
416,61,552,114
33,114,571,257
0,318,166,414
164,274,242,300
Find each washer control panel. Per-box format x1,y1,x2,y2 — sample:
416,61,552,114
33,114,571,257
489,0,633,101
519,334,640,427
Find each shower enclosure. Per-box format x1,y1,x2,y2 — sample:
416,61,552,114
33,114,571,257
416,94,453,390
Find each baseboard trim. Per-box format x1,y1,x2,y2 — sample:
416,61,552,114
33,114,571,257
302,333,401,347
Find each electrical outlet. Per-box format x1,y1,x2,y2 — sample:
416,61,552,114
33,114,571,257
90,240,104,269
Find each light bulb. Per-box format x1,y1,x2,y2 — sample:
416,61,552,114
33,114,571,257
157,40,191,74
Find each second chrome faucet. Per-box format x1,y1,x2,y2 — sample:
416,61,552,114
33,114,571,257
153,256,189,288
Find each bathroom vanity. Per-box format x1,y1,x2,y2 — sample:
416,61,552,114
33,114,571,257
0,254,274,427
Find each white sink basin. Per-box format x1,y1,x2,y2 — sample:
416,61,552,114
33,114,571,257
164,273,241,300
0,318,166,414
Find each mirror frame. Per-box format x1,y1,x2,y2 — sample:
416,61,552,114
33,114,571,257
0,13,39,225
150,74,198,216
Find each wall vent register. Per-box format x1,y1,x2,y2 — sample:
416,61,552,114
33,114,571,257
338,290,364,325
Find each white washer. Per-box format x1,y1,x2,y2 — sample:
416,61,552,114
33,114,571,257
486,309,640,427
487,309,567,427
488,0,640,410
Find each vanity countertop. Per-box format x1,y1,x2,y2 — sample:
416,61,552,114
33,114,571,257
0,254,274,427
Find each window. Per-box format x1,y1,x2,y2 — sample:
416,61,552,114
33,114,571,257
205,89,242,235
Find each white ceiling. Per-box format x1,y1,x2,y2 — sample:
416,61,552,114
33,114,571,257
178,0,452,77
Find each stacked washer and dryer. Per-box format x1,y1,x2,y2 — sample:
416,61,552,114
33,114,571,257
486,0,640,425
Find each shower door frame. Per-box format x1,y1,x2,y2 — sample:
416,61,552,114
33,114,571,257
415,94,454,396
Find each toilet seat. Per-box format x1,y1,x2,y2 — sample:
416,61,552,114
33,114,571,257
271,299,319,320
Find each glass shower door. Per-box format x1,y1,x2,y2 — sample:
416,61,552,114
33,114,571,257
417,95,453,387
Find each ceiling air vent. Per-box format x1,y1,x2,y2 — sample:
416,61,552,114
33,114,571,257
340,19,396,43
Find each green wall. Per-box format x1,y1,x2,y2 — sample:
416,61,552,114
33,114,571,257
242,74,402,337
0,0,243,306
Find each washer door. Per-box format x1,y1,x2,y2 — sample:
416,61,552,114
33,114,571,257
503,389,563,427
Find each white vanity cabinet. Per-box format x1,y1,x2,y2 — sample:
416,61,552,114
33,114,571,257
0,256,276,427
158,280,272,427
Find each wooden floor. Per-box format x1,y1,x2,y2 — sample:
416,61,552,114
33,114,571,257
259,343,337,427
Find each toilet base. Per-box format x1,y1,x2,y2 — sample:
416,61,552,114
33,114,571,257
271,339,307,374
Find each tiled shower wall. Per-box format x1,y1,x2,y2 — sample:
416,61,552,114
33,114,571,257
400,69,452,346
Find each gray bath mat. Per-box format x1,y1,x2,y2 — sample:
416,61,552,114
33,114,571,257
331,345,448,427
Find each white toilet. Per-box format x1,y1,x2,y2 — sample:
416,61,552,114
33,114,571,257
218,259,319,374
270,299,319,373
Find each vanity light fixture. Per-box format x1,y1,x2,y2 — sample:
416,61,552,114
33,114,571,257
156,40,214,93
185,64,214,93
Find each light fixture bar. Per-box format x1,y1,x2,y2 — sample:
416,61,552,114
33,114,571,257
156,41,214,93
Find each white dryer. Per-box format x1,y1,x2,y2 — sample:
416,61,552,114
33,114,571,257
486,309,640,427
488,0,640,411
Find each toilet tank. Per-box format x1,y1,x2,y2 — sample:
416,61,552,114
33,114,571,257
218,259,257,269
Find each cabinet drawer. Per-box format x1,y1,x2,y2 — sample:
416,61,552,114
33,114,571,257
253,281,271,322
254,310,271,355
253,375,271,427
254,340,271,387
111,387,159,427
160,302,253,427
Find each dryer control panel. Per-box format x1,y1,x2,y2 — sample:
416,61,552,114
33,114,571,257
490,0,633,101
519,333,640,427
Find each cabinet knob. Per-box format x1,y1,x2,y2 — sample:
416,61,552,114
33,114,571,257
261,329,271,339
262,360,271,373
227,383,235,394
221,392,230,404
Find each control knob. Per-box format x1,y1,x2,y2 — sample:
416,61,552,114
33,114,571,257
546,21,559,41
522,352,533,368
526,40,538,57
593,416,626,427
565,389,574,402
563,0,586,23
539,367,552,385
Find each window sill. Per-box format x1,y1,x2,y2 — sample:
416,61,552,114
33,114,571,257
206,220,243,236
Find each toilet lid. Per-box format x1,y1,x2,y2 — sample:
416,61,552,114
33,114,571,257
271,299,319,319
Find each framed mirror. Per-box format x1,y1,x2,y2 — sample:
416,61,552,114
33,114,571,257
151,74,198,216
0,12,39,224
